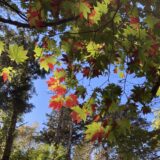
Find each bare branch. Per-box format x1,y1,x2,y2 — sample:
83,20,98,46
0,15,79,29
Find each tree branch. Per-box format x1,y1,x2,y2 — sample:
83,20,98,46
0,15,79,29
0,0,27,21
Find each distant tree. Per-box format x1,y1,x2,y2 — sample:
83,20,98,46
0,28,46,160
39,109,75,159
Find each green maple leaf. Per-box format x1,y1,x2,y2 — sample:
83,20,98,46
92,0,110,23
86,41,99,57
34,45,43,59
119,72,125,78
79,2,91,19
85,122,102,140
54,69,66,80
156,87,160,96
145,15,159,29
1,67,15,81
40,55,56,71
0,41,4,55
8,44,28,64
72,106,87,122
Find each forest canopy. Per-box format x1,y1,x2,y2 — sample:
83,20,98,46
0,0,160,160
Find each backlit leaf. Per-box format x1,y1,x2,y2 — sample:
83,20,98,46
8,44,28,64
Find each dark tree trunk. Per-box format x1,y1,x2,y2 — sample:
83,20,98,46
54,108,72,160
1,109,18,160
66,121,73,160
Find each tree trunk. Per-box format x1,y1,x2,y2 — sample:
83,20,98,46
66,121,73,160
1,109,18,160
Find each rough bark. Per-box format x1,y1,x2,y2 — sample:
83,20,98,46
66,121,73,160
1,109,18,160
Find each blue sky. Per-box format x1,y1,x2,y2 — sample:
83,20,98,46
24,66,154,130
24,77,52,128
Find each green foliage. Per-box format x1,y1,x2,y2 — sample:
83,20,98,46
152,110,160,129
40,55,56,71
0,41,4,55
11,144,67,160
0,0,160,159
72,105,87,122
34,45,43,59
79,1,91,19
85,122,102,140
8,44,28,64
156,87,160,96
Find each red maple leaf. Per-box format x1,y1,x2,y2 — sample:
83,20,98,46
48,63,54,70
54,85,67,95
130,16,139,24
93,115,100,122
91,104,97,112
65,94,78,107
2,72,8,82
73,41,84,50
39,57,45,62
149,43,159,56
79,12,84,19
70,111,82,123
47,77,58,87
35,20,44,28
82,67,90,77
91,128,104,142
49,95,63,110
27,7,44,28
113,67,118,74
88,9,96,25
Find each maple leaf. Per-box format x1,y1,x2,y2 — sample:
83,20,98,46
0,41,4,55
88,9,96,24
54,68,66,82
39,55,56,71
1,67,15,82
73,41,84,51
49,95,64,110
130,16,139,24
54,84,67,95
27,7,44,28
85,122,104,141
48,63,54,70
70,111,82,123
149,43,159,56
2,72,8,82
91,128,104,142
93,115,100,122
65,94,78,107
79,1,91,19
47,77,66,95
8,44,28,64
34,45,43,59
156,87,160,96
71,106,87,122
130,16,139,29
47,77,59,87
82,67,90,77
113,67,118,74
119,72,125,78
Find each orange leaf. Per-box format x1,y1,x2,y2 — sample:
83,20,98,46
49,95,64,110
2,72,8,82
70,111,82,123
65,94,78,107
